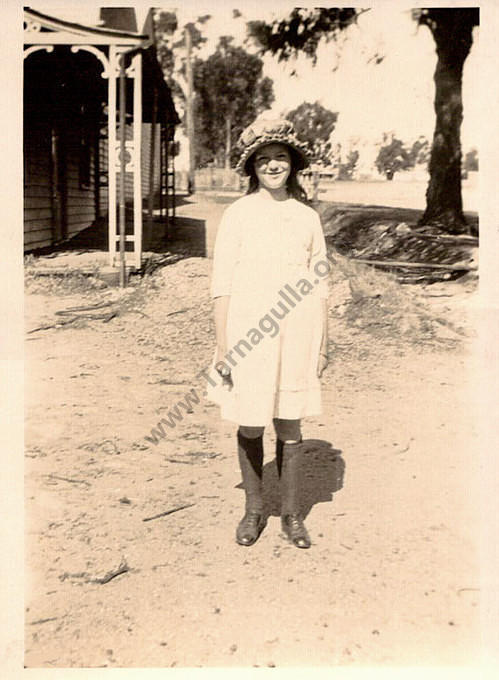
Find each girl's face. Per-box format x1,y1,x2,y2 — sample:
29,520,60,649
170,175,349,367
253,143,292,192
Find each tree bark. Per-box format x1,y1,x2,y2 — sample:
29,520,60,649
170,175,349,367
224,114,232,170
420,11,476,233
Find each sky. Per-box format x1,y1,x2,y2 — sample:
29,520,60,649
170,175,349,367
34,2,480,164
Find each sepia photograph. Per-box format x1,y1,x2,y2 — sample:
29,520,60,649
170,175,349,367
3,0,498,673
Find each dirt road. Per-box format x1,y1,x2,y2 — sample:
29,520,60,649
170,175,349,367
24,196,483,667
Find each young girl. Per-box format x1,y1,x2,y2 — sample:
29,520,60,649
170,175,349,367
208,119,329,549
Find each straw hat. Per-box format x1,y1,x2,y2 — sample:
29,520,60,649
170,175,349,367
235,118,310,176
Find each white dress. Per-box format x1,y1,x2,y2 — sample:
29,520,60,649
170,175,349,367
207,191,329,426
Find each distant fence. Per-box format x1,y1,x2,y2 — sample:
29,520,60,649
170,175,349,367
175,168,246,193
176,167,317,198
196,168,245,191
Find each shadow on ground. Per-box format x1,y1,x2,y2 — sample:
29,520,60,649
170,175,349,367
27,194,208,260
149,215,206,258
236,439,345,521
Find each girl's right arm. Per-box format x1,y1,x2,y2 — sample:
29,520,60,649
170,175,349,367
211,204,241,368
213,295,230,365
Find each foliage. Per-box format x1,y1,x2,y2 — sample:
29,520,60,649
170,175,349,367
325,143,360,180
154,10,178,87
192,37,274,167
285,101,338,163
408,136,431,167
247,8,360,64
338,149,360,180
375,134,411,180
374,134,431,179
463,148,478,172
154,11,211,100
412,8,479,46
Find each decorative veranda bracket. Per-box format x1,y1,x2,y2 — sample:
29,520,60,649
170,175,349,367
24,19,42,33
23,45,54,60
71,45,111,79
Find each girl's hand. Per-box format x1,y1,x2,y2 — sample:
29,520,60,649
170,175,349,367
215,345,233,390
317,353,329,378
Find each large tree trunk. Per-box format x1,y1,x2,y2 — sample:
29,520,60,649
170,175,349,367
419,10,477,233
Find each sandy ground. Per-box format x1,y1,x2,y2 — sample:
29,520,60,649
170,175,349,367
24,195,484,668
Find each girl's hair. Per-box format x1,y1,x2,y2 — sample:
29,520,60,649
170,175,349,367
245,147,309,204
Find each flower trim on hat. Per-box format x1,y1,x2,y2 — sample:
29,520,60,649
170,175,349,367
235,120,310,176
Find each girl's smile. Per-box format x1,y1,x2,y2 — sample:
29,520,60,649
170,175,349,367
253,143,291,194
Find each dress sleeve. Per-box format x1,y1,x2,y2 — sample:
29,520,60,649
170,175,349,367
210,205,241,298
309,212,330,299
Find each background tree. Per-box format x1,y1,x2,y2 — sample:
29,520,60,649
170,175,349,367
154,11,211,190
154,11,210,100
193,37,274,168
247,8,360,64
338,149,360,181
413,8,479,232
248,7,479,234
328,142,360,180
285,101,338,164
463,148,478,173
154,11,181,95
408,136,431,168
375,134,412,180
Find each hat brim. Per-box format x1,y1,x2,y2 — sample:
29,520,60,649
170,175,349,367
235,137,310,176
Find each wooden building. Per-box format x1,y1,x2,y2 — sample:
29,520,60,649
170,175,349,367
23,7,179,267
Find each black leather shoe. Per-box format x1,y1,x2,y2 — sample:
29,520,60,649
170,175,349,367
281,514,311,549
236,511,266,546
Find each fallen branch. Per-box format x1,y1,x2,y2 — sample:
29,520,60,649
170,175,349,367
142,503,195,522
56,304,116,323
166,308,189,317
27,306,116,334
28,617,59,626
151,379,191,385
457,587,480,595
412,232,478,246
27,318,79,334
47,474,91,487
349,257,477,272
422,293,453,298
90,561,130,585
55,302,113,314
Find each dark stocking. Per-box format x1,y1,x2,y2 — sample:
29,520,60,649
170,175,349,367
237,429,264,513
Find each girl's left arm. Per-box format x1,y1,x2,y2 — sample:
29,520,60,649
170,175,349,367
317,297,329,378
310,213,330,376
320,297,329,356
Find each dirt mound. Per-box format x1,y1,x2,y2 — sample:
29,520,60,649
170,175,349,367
317,202,477,284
